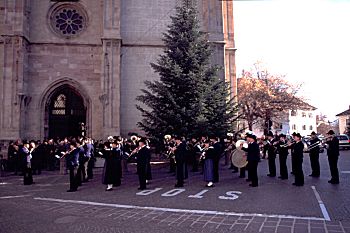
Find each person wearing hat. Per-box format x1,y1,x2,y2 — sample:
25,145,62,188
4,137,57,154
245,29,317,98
134,137,151,190
174,136,188,187
325,130,339,184
20,140,34,185
242,133,260,187
276,134,288,180
102,140,122,191
291,133,304,186
202,140,215,187
309,132,321,178
66,141,80,192
290,132,297,175
265,131,278,177
209,136,222,183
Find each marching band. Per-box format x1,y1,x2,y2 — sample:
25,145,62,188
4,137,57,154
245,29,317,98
5,129,341,192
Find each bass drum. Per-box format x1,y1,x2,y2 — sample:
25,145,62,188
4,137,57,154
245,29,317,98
231,149,248,168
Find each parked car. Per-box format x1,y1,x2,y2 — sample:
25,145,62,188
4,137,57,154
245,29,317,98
335,134,350,150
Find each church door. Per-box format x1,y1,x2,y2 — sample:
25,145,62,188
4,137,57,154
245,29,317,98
48,86,86,139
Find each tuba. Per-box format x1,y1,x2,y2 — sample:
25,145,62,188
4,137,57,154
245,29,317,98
231,140,249,168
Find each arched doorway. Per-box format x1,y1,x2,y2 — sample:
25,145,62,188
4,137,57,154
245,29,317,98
48,85,86,139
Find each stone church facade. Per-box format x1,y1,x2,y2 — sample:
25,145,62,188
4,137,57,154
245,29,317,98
0,0,236,142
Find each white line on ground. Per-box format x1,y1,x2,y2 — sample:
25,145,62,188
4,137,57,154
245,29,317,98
311,186,331,221
0,195,31,199
34,197,326,221
341,171,350,174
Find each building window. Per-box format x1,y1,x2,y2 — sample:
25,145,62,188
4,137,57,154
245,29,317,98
309,113,313,118
49,3,88,38
309,125,313,130
302,112,306,117
292,124,296,130
291,110,297,116
302,125,306,130
52,94,66,115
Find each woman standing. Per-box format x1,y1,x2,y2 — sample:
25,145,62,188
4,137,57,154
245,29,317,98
202,140,215,187
102,140,122,191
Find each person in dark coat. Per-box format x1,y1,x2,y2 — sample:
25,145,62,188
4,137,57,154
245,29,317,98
242,134,260,187
174,136,187,187
65,141,80,192
202,140,215,187
291,133,304,186
276,134,288,180
309,131,321,177
134,138,150,190
20,140,34,185
102,141,122,191
266,131,277,177
210,136,222,183
290,132,297,175
325,130,339,184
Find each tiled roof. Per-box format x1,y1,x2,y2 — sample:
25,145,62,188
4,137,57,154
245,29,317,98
336,109,350,117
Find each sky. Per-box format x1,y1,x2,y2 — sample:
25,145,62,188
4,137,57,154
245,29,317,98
233,0,350,120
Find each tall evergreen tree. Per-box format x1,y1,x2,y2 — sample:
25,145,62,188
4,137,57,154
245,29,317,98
136,0,238,140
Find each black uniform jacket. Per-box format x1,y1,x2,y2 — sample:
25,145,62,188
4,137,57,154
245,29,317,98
326,137,339,157
242,142,260,162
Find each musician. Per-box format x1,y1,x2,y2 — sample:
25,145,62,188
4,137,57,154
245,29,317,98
291,133,304,186
84,137,94,181
210,136,222,183
241,134,260,187
309,132,320,177
66,141,80,192
325,130,339,184
290,132,297,175
202,140,215,187
102,140,122,191
135,137,151,190
20,140,34,185
188,137,200,172
276,134,288,180
164,136,176,174
266,131,277,177
174,136,188,187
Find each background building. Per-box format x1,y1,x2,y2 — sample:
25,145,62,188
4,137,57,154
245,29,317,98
0,0,236,145
336,106,350,135
241,106,317,138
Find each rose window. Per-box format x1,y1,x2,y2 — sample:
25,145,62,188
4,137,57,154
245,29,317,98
55,9,83,35
49,4,88,38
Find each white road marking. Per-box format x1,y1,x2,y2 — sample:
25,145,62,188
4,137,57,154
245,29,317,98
0,195,31,199
341,171,350,174
136,188,162,196
34,197,326,221
23,189,52,193
311,186,331,221
218,191,242,201
188,189,209,199
161,188,186,197
0,182,9,185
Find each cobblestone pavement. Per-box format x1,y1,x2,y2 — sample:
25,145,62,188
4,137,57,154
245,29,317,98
1,150,350,233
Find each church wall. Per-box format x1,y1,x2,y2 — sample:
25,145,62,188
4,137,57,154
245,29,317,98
29,0,103,45
25,44,103,140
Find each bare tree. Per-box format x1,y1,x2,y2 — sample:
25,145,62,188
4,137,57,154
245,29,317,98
238,66,305,133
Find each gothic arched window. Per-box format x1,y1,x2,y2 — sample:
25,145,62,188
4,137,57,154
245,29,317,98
52,94,66,115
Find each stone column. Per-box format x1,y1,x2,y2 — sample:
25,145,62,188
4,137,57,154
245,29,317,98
100,0,122,138
200,0,225,80
222,1,237,98
0,0,30,140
